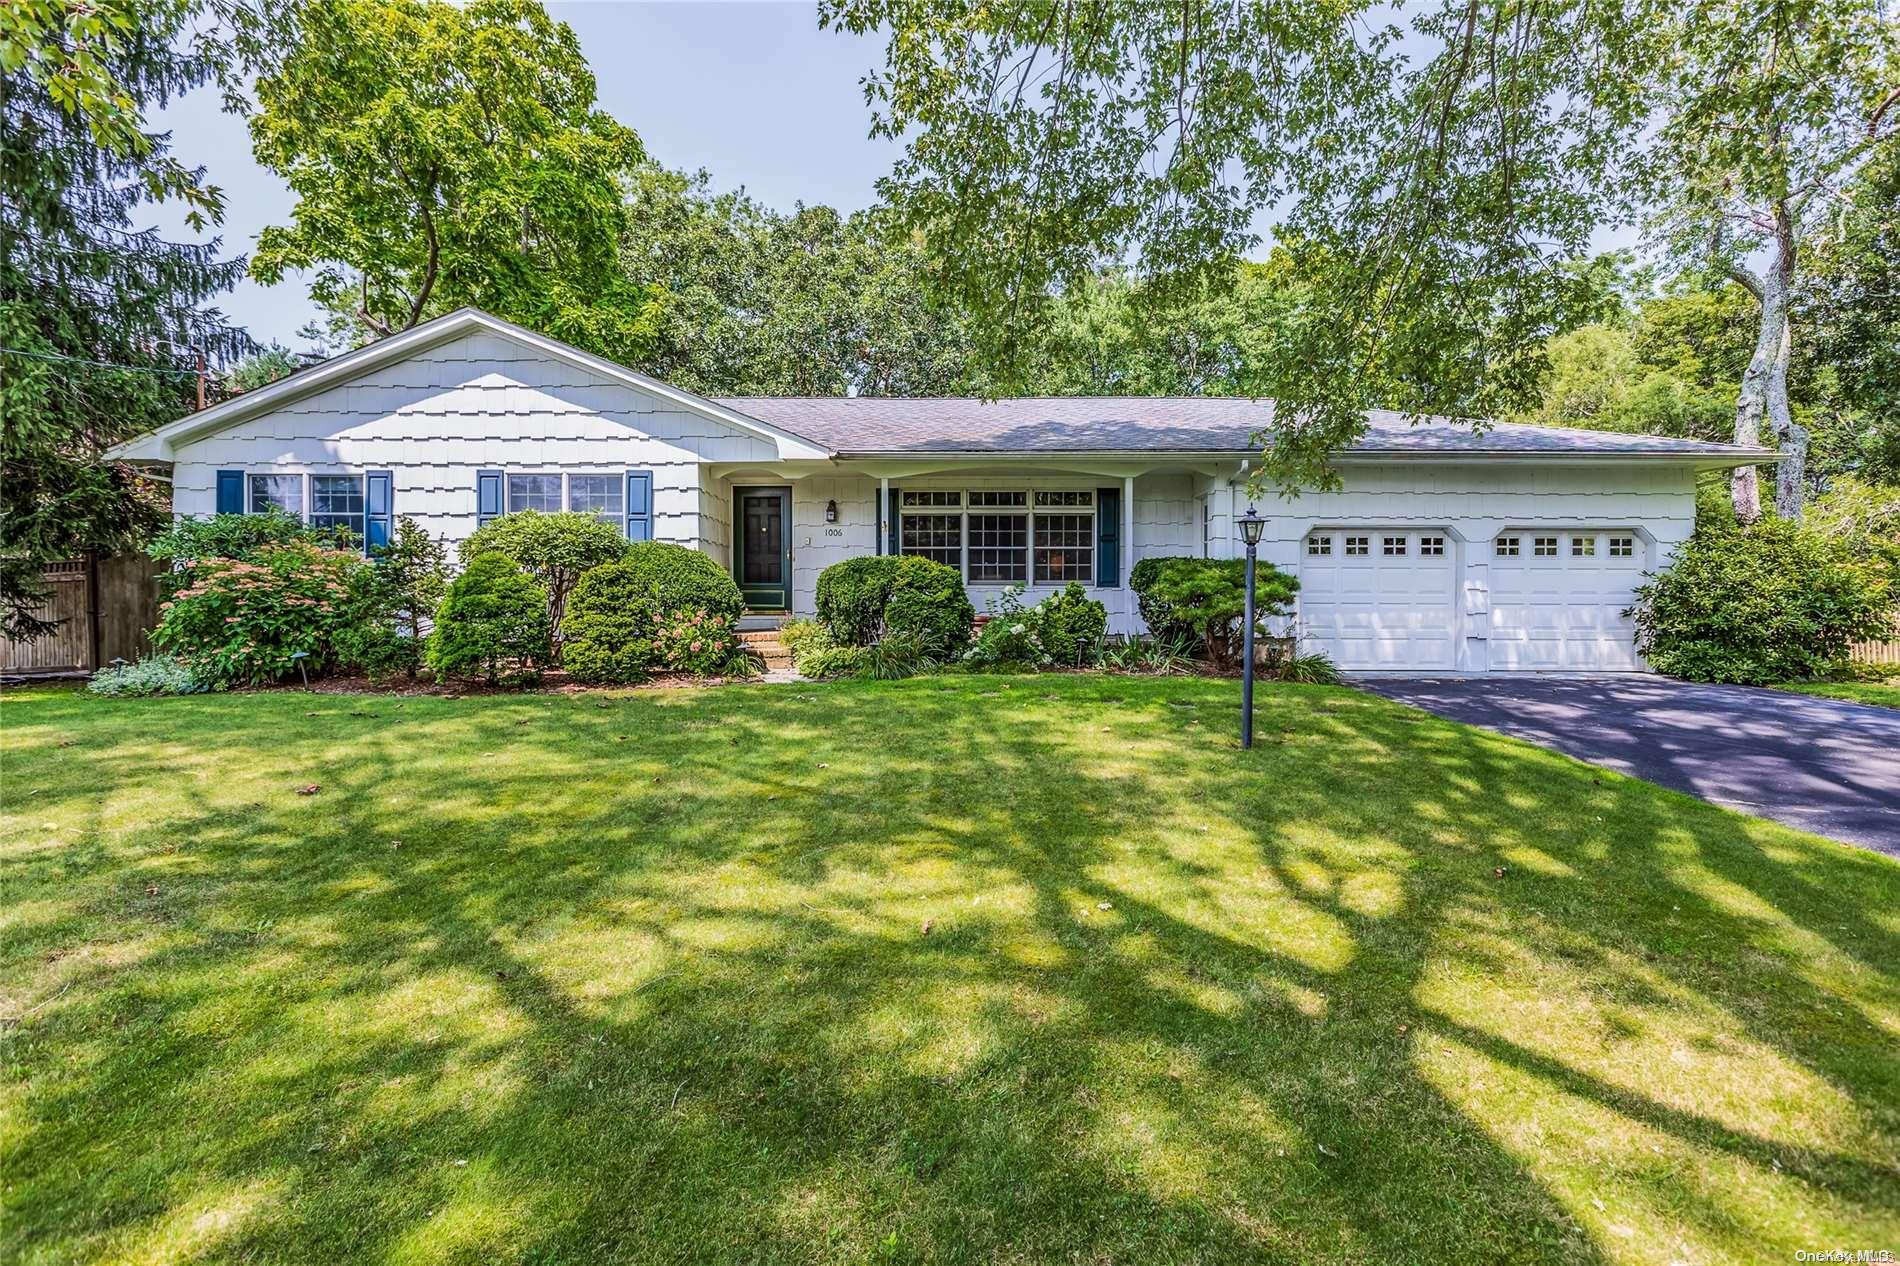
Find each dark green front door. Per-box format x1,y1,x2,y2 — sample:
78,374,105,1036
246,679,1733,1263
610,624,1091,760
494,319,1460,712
733,486,792,610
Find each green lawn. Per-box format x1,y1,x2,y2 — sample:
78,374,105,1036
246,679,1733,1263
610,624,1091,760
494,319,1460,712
3,677,1896,1265
1774,681,1900,709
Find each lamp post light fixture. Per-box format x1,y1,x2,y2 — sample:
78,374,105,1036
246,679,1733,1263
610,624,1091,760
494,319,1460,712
825,499,838,524
1237,505,1266,750
290,650,310,689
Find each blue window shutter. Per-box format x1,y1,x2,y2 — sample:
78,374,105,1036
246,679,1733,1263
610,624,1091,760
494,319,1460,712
626,470,653,541
1096,487,1121,588
365,471,393,554
216,470,244,515
476,469,503,526
886,487,900,555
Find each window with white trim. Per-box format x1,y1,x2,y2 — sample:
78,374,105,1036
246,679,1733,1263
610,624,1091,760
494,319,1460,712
1534,536,1558,557
1571,535,1596,557
507,473,561,513
311,475,365,538
567,474,624,522
249,474,303,518
1034,511,1093,582
1495,536,1520,557
897,489,1096,584
1344,535,1370,556
1609,536,1635,557
1420,535,1445,556
1306,535,1332,556
1382,535,1407,556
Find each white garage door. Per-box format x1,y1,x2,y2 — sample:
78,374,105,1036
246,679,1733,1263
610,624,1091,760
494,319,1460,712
1489,530,1644,671
1299,530,1457,670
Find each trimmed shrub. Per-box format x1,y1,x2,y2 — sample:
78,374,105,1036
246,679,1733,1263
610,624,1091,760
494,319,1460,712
564,544,748,682
1630,519,1893,684
622,541,743,620
457,511,629,646
562,562,662,683
814,556,901,646
86,655,211,696
885,556,974,657
429,553,552,684
1129,555,1198,639
151,539,368,687
778,618,827,656
1142,558,1299,668
814,555,972,659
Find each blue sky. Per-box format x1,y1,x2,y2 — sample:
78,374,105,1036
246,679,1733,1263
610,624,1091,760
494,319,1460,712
151,2,899,350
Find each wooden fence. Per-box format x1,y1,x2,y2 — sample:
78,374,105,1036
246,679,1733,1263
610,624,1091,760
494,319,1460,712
1851,619,1900,668
0,555,165,676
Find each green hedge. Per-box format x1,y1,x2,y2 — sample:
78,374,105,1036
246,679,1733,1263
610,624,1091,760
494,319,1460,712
814,555,973,658
563,543,748,683
428,553,552,684
1139,558,1299,668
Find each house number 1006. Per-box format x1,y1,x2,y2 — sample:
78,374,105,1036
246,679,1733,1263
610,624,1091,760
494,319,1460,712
825,528,843,537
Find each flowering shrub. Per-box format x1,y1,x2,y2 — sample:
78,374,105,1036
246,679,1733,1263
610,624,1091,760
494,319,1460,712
151,540,367,687
564,551,750,682
653,606,747,676
962,583,1108,670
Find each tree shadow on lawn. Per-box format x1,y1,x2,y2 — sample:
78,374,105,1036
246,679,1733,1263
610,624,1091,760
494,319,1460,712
2,679,1896,1264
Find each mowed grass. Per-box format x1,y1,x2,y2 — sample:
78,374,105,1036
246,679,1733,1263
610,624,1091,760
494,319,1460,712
1774,680,1900,710
2,677,1897,1266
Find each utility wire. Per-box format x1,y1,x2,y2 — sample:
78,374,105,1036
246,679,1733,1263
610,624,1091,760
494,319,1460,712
0,345,206,376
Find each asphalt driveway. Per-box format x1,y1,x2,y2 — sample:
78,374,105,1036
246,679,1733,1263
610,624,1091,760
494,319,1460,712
1358,677,1900,855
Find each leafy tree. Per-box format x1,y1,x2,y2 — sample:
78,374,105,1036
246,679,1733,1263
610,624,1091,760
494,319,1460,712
250,0,660,360
824,0,1898,518
1,0,268,639
226,343,302,393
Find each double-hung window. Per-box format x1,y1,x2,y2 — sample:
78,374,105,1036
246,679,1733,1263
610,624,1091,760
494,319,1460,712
249,474,303,518
899,491,963,568
966,491,1027,583
507,473,562,513
311,475,366,538
567,474,624,523
1034,491,1094,582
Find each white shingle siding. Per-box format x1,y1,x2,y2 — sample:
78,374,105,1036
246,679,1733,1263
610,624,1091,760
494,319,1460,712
171,331,776,553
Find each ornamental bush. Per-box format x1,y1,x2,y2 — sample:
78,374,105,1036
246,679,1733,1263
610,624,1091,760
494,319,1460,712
428,553,552,684
622,541,743,620
814,556,901,645
1629,519,1894,684
335,517,451,680
457,511,629,647
963,583,1108,669
814,555,973,659
151,539,368,687
1128,555,1198,640
1141,558,1299,668
562,562,661,684
147,509,339,596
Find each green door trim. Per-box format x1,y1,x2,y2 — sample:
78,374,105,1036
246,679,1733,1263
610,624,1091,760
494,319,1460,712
732,485,793,610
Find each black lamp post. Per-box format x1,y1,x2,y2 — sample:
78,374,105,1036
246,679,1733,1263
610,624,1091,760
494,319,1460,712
1238,505,1265,749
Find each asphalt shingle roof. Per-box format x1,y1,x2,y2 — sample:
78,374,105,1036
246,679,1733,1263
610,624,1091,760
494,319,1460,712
712,396,1771,457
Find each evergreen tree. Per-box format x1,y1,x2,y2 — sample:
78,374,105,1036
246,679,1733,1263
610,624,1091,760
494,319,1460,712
0,1,261,638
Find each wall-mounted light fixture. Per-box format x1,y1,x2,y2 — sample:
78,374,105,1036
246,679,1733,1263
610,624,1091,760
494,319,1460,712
825,499,838,524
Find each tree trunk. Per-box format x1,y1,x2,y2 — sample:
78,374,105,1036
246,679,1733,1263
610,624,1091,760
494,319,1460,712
1729,200,1802,523
1766,207,1804,519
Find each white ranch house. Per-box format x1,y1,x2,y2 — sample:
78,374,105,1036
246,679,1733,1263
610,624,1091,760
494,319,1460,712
109,308,1773,673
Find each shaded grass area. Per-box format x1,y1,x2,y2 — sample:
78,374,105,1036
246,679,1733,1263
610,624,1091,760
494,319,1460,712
1775,681,1900,710
2,676,1897,1265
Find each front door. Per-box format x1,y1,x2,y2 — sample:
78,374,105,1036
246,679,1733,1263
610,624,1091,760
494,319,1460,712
733,486,792,610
